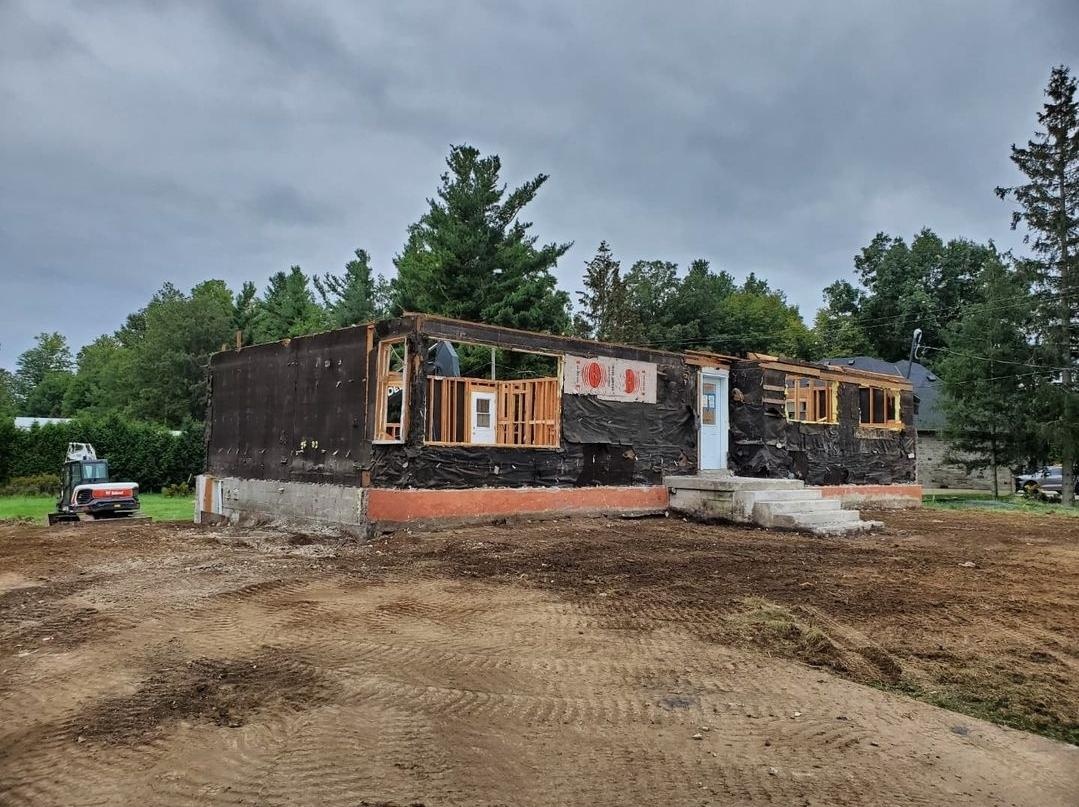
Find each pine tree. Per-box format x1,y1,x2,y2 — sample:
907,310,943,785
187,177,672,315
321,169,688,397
938,258,1042,497
314,248,386,328
232,281,259,346
393,145,571,333
574,241,628,341
251,266,327,343
997,65,1079,505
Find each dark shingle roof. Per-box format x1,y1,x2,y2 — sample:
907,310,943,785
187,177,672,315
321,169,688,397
821,356,943,432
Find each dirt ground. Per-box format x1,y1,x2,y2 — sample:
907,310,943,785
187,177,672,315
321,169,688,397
1,510,1076,807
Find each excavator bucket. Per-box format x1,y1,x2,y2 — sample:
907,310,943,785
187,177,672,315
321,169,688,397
47,512,81,526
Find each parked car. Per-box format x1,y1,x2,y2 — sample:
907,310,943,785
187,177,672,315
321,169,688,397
1014,466,1076,499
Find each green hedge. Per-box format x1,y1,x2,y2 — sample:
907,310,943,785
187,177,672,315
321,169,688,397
0,474,61,496
0,415,204,492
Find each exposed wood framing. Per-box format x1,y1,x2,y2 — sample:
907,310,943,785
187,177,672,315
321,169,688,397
411,312,693,366
683,350,736,368
374,338,407,442
425,376,560,448
758,360,910,391
497,378,560,447
783,375,838,424
858,384,903,429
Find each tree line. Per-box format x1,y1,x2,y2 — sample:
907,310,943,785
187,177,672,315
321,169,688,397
1,67,1076,501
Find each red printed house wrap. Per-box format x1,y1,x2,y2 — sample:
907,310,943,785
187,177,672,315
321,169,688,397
562,355,658,403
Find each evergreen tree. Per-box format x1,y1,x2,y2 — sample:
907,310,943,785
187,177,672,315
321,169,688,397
251,266,327,343
393,144,571,333
314,248,384,327
996,65,1079,505
938,258,1043,497
232,281,259,346
574,241,628,341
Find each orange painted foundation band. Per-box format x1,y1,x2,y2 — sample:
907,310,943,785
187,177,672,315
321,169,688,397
819,484,922,498
366,485,669,525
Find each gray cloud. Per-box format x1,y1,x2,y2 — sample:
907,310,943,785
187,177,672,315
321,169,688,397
1,0,1077,367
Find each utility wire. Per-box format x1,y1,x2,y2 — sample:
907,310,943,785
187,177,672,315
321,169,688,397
919,345,1068,371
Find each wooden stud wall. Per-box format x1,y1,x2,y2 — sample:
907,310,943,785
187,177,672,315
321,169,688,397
425,376,559,448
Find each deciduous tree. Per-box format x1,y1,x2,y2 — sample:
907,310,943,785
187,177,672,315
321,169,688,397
14,332,73,407
813,280,873,358
126,281,236,426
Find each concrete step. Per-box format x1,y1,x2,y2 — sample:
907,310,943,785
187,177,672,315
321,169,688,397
755,498,843,516
808,518,884,537
746,489,824,502
664,475,806,492
771,509,863,529
665,474,882,537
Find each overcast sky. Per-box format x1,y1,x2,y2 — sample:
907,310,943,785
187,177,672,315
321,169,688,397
2,1,1077,368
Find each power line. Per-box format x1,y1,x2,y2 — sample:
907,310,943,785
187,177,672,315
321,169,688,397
920,345,1067,371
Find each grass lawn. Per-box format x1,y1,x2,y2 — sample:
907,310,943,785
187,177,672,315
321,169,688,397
923,491,1079,517
0,493,195,523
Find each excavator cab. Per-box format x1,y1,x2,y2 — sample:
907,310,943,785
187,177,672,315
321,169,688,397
48,444,141,525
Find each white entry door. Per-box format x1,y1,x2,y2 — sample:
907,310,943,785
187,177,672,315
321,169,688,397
699,370,729,470
470,391,496,444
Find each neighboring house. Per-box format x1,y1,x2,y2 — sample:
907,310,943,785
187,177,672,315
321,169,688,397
196,315,918,534
823,356,1011,491
13,417,71,430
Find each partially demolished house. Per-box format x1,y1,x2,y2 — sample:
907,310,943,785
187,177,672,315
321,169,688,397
196,314,919,535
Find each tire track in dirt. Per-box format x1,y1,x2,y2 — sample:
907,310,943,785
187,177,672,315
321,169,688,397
2,519,1077,806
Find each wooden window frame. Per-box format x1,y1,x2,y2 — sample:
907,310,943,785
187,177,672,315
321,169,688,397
783,375,838,425
858,384,902,429
374,338,407,443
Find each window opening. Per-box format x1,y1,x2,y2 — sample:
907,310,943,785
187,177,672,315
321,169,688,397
375,339,407,442
784,375,837,424
425,340,560,448
859,384,901,426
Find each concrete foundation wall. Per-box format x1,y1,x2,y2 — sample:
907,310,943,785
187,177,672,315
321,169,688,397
196,475,668,536
667,487,736,521
196,475,367,535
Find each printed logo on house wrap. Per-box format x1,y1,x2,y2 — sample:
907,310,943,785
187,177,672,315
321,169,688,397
563,355,657,403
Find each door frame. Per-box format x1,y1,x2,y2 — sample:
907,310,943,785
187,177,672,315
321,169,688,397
698,367,729,471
